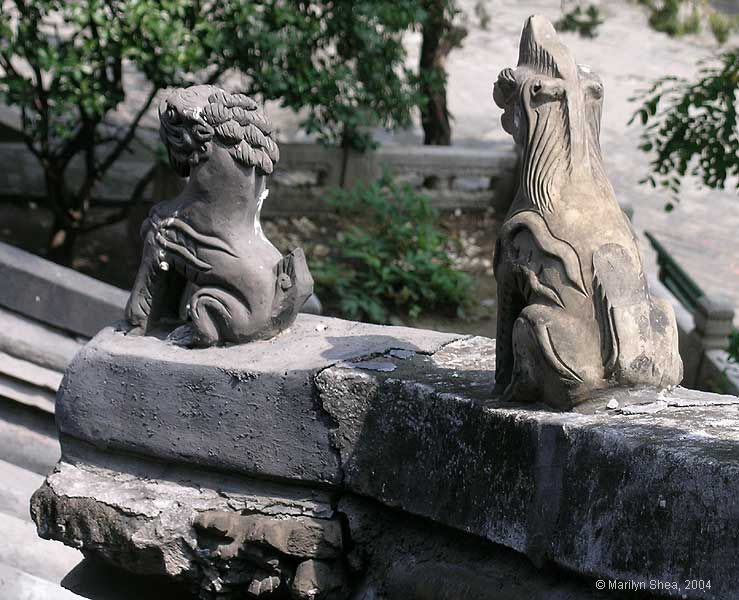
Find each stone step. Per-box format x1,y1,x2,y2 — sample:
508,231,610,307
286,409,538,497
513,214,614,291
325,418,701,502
0,306,83,373
0,511,82,584
0,563,85,600
0,458,44,522
0,372,57,414
0,241,127,339
0,351,63,393
0,399,59,475
60,558,193,600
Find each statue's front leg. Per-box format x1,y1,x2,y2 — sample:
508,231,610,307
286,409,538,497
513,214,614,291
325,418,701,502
125,228,162,334
494,265,524,396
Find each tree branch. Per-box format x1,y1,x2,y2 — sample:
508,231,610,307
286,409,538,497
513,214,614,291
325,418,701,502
79,163,158,234
95,86,159,180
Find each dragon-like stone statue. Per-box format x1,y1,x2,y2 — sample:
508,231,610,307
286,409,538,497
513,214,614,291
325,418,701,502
125,85,313,347
492,16,682,409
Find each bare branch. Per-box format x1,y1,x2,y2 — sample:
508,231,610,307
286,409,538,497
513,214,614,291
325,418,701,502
79,163,158,234
96,86,159,179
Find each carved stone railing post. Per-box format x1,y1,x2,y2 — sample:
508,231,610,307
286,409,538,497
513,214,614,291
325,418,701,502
683,294,737,391
693,295,735,351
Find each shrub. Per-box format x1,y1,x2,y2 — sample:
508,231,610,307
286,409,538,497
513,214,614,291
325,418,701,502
639,0,738,43
708,11,735,45
310,177,473,324
555,4,605,39
729,330,739,363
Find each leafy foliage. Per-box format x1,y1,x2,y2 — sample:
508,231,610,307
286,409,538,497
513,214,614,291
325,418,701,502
638,0,738,44
0,0,213,258
473,0,491,30
640,0,701,37
729,329,739,363
555,4,604,39
205,2,424,152
629,48,738,210
0,1,427,259
708,10,737,45
311,177,472,324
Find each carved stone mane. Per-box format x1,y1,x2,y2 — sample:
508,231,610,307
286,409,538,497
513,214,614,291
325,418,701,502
159,86,280,177
492,16,682,409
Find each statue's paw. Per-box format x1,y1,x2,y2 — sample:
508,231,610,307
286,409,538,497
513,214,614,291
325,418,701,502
490,382,515,404
167,323,199,347
124,324,146,337
125,296,152,327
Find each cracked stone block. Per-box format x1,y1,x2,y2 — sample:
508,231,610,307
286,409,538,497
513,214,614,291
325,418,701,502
54,314,459,487
32,314,739,599
31,454,346,599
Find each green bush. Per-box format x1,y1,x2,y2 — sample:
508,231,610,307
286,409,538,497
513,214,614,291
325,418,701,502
708,11,736,45
729,330,739,363
311,177,473,324
641,0,699,36
639,0,738,43
555,4,605,38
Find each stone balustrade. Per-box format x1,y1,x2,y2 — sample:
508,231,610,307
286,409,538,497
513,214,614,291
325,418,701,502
0,141,518,216
31,315,739,599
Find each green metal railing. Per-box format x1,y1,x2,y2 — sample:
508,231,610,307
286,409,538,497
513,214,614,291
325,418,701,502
644,231,704,313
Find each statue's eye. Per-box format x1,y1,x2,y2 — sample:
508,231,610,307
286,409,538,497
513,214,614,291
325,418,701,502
531,81,543,95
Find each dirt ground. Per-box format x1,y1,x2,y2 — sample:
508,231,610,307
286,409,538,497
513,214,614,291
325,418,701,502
0,199,501,337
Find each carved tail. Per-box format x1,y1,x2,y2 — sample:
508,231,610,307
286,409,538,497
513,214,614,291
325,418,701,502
592,243,682,386
271,248,314,330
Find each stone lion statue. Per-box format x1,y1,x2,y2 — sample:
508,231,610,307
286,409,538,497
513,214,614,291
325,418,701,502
125,85,313,347
492,16,682,408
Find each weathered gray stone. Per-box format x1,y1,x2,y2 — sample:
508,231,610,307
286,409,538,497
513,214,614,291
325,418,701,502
340,494,610,600
54,314,458,485
0,306,82,373
31,450,343,599
0,369,57,414
193,511,342,560
125,85,312,347
491,16,682,409
0,399,59,475
323,377,739,598
290,559,348,600
0,241,127,338
35,314,739,598
693,294,735,349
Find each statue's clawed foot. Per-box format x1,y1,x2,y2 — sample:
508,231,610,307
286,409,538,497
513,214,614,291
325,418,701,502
167,323,200,348
124,324,146,337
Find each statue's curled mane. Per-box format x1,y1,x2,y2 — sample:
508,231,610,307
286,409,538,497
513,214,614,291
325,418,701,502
160,86,280,176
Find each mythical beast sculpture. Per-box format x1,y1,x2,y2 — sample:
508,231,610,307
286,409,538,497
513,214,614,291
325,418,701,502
492,16,682,409
125,85,313,347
